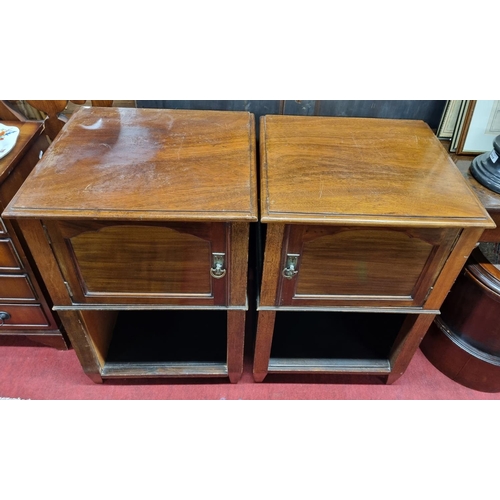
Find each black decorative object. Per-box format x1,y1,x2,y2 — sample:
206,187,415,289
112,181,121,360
470,135,500,194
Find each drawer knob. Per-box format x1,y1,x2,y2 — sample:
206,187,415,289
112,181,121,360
210,252,226,279
282,254,299,280
0,311,11,326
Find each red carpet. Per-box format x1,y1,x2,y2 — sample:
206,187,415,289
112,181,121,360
1,336,500,399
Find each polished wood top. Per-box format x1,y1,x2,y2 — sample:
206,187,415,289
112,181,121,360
0,121,44,183
4,108,258,222
260,115,494,228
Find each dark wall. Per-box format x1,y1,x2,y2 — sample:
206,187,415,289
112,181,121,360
137,100,446,130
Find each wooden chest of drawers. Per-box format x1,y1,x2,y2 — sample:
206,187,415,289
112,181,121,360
0,121,68,348
253,115,495,383
3,108,257,382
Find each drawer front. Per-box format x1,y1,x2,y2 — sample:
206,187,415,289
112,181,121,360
0,304,50,328
0,239,23,271
0,274,37,301
278,225,459,308
45,221,229,306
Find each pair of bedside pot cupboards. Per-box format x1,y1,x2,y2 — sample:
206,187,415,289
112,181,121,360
1,107,495,385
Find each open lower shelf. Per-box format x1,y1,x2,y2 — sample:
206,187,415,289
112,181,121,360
268,311,406,375
101,310,228,378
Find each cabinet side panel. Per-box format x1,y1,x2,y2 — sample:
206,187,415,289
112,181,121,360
259,225,285,306
425,227,485,309
229,222,249,307
16,219,72,306
79,310,119,367
57,310,102,382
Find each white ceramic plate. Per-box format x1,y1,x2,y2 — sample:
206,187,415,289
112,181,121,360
0,123,20,160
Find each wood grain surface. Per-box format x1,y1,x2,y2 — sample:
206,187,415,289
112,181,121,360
43,220,229,306
4,108,258,222
281,226,457,307
260,115,494,228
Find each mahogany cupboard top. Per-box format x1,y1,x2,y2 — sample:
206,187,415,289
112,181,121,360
260,115,494,229
4,108,258,222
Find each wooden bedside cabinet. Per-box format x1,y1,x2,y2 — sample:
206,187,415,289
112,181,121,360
3,107,257,383
253,115,495,383
0,120,68,349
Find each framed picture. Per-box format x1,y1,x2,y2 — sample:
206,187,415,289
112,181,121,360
456,100,500,155
450,100,471,153
437,100,463,139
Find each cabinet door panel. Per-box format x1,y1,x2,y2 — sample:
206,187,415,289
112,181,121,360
279,225,459,308
46,221,228,306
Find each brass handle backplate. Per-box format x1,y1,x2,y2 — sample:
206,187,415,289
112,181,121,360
210,253,226,279
282,254,299,280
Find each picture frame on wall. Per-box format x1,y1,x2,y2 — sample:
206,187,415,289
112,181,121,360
455,100,500,155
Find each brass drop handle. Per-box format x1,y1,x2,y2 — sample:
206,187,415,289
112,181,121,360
282,254,299,280
0,311,11,326
210,253,226,279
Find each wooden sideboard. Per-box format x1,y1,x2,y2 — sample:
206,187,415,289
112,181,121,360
3,108,257,382
253,116,495,383
0,121,68,348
